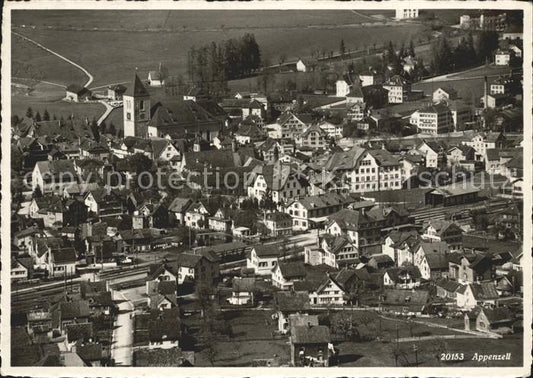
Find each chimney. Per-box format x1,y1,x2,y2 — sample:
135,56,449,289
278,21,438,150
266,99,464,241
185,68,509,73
483,76,488,109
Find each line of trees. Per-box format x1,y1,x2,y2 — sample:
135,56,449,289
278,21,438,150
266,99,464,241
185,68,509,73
430,31,500,75
187,33,261,98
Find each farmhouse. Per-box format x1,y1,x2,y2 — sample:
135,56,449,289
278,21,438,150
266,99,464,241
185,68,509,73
66,84,92,102
107,84,127,101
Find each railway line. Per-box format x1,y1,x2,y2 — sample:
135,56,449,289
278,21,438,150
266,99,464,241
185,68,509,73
410,198,512,225
12,198,512,312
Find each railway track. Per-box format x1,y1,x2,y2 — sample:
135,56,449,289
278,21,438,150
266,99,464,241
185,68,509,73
410,198,511,225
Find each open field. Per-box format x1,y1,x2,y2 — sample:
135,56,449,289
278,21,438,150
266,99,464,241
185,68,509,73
11,10,427,87
337,333,523,367
11,81,106,121
11,10,384,31
12,34,87,86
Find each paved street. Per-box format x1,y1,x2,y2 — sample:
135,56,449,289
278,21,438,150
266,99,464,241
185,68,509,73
111,290,135,366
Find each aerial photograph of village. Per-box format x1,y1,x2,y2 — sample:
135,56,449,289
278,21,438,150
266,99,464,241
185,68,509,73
7,6,526,369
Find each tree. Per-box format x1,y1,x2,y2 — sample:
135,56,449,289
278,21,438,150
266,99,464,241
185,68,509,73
43,109,50,121
128,153,153,175
278,54,287,72
408,39,416,57
453,34,477,70
90,118,100,142
430,36,454,75
475,31,499,65
342,122,356,138
99,120,107,135
340,39,346,57
11,148,24,171
330,312,360,341
108,122,117,136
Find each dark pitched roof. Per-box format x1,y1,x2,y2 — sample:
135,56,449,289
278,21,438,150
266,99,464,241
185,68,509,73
125,74,149,97
66,84,90,95
382,289,429,306
471,282,499,300
52,248,77,264
436,278,462,292
481,307,514,324
148,99,222,137
175,253,203,268
168,197,192,213
253,243,281,258
369,254,394,265
291,325,331,344
60,300,90,319
277,261,306,279
67,323,94,343
232,277,256,292
77,343,103,362
385,266,422,282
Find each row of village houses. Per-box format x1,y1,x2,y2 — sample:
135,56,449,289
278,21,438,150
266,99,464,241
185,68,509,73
22,128,522,215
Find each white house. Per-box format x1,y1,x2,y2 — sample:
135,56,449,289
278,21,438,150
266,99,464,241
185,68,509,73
382,75,410,104
296,59,311,72
304,246,336,268
184,202,209,229
433,87,458,103
494,50,511,66
148,70,165,87
318,121,343,139
411,140,441,168
247,162,308,204
383,266,421,289
246,244,281,275
413,241,449,280
336,80,351,97
227,277,255,306
456,282,499,310
410,103,454,134
395,8,419,19
381,229,419,267
271,261,306,290
309,275,347,306
32,160,79,195
324,146,402,193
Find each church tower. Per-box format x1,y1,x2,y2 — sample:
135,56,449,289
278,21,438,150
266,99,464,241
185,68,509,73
123,74,151,138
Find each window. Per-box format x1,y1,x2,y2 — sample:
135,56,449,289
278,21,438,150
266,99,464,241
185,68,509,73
139,100,145,111
127,112,131,121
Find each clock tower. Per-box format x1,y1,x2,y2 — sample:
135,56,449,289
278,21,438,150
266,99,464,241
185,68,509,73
123,74,151,138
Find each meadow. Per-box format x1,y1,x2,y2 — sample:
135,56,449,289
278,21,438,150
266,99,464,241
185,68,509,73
11,10,427,88
11,81,106,122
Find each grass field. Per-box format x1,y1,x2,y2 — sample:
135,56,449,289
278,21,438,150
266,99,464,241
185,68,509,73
11,10,382,31
12,35,88,87
337,333,523,367
11,81,106,121
413,64,517,104
11,10,427,88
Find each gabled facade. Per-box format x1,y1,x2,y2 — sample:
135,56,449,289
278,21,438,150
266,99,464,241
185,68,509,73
309,276,347,306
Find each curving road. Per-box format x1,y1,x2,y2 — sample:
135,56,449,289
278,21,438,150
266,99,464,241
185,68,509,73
13,31,94,87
